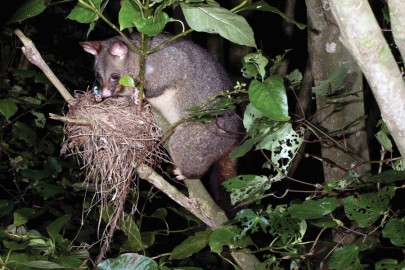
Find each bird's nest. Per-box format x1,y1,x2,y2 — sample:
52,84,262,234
60,91,168,260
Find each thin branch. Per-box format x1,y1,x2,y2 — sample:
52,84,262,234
14,29,75,105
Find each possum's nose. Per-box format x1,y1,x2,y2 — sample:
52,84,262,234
101,88,113,97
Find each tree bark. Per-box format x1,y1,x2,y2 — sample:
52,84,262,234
329,0,405,159
388,0,405,62
305,0,371,181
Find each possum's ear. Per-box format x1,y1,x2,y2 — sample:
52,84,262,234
109,41,128,58
80,41,102,56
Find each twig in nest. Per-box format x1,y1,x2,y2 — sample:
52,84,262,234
60,91,168,262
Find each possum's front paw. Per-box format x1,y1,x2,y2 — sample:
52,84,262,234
173,168,186,180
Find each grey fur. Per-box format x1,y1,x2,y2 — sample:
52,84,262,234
81,33,241,179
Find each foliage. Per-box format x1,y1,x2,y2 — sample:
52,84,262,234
1,0,405,269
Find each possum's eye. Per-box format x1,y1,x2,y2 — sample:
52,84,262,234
111,74,119,81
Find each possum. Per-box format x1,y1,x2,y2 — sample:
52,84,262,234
80,33,241,197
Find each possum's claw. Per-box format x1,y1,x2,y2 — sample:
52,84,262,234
174,168,186,180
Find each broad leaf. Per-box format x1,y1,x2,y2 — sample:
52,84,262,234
67,0,102,23
8,0,47,23
209,226,251,253
268,207,301,243
170,230,211,259
97,253,158,270
181,3,256,47
328,245,369,270
344,186,395,228
249,77,290,121
119,0,142,30
24,261,67,269
245,0,306,30
0,99,18,120
382,217,405,247
136,12,170,36
242,52,269,80
223,175,270,204
46,215,71,243
289,197,338,220
13,121,38,145
369,169,405,184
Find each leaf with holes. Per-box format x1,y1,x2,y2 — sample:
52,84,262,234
223,175,270,205
344,186,395,228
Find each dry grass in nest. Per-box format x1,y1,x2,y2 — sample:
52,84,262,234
60,91,167,260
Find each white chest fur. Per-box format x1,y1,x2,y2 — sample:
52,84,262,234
147,88,180,124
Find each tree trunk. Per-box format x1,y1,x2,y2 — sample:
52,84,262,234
305,0,371,181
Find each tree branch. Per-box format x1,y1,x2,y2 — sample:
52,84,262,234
329,0,405,158
14,29,75,105
388,0,405,62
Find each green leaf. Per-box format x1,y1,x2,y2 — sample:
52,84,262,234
0,200,13,218
13,121,38,145
375,259,405,270
285,69,303,88
180,3,256,48
13,212,28,226
119,75,136,88
119,1,169,36
20,169,51,181
288,197,338,220
235,209,269,236
3,240,28,251
24,261,68,269
121,217,146,251
97,253,158,270
382,217,405,247
242,103,263,131
344,186,395,228
328,245,369,270
249,77,290,121
67,0,102,23
8,0,47,23
268,207,300,243
241,52,269,79
31,111,46,128
135,12,170,36
245,0,306,30
170,230,211,260
312,67,347,96
257,123,304,174
229,135,264,158
369,169,405,184
375,130,393,152
0,99,18,120
209,226,251,253
223,175,270,205
34,183,66,199
46,215,71,243
310,216,339,228
119,0,142,30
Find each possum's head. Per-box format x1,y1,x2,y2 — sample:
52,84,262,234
80,37,140,98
